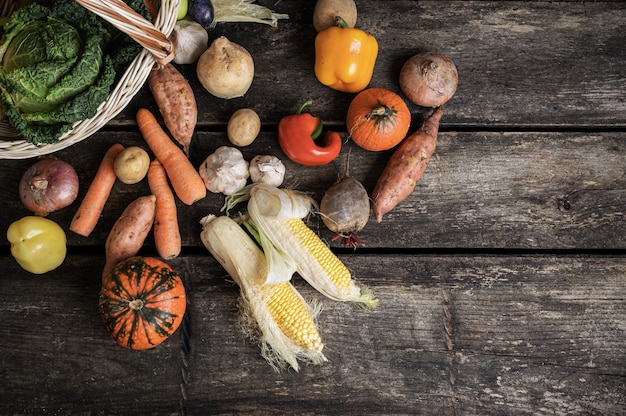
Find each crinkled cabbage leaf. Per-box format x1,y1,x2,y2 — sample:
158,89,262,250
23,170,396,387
0,0,149,144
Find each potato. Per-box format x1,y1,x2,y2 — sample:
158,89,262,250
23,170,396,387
313,0,357,32
114,146,150,184
227,108,261,147
196,36,254,99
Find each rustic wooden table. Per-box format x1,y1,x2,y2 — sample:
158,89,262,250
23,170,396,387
1,1,625,415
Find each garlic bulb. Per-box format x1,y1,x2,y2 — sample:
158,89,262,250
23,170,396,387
249,155,285,187
199,146,250,195
170,20,209,65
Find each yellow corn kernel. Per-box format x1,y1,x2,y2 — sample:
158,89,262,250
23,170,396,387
285,218,352,291
280,218,378,308
263,281,323,352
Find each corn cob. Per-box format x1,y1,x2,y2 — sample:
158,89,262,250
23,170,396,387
256,281,323,352
264,217,378,308
200,214,326,372
245,184,378,308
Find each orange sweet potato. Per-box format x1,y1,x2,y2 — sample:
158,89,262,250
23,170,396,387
371,106,443,222
102,195,156,279
148,63,197,156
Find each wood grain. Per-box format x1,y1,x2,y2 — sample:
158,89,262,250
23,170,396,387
2,130,623,250
0,1,624,414
114,1,626,128
1,254,624,415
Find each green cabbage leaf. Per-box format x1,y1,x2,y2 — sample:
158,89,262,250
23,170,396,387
0,0,148,144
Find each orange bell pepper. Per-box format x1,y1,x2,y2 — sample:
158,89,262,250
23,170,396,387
314,18,378,93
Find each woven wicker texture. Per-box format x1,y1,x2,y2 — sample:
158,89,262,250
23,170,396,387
0,0,179,159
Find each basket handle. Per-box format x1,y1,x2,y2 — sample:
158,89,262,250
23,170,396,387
74,0,175,66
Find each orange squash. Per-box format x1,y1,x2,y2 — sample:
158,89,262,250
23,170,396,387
346,87,411,151
99,256,187,350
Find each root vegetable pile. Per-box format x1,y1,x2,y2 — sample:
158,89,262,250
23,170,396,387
3,0,461,364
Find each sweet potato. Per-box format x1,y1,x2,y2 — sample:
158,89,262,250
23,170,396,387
148,63,197,156
102,194,157,279
371,106,444,222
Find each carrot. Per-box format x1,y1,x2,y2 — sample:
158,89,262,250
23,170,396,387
147,159,181,260
371,106,444,223
136,107,206,205
102,194,156,279
70,143,124,237
148,63,197,156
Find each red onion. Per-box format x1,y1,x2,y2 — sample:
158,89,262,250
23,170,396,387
19,157,79,216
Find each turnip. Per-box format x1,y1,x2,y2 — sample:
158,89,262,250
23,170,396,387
319,160,370,248
313,0,357,32
196,36,254,99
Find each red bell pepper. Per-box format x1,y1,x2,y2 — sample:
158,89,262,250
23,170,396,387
278,100,342,166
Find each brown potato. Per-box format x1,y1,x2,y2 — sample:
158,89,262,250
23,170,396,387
114,146,150,185
227,108,261,147
313,0,357,32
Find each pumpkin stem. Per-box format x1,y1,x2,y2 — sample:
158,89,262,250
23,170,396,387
367,105,396,120
128,299,144,310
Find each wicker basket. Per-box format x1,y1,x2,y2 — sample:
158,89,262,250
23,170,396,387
0,0,179,159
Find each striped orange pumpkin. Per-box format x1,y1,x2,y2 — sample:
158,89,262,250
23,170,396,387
99,256,186,350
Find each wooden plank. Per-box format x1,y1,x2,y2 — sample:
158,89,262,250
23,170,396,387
0,256,186,415
0,253,624,414
113,1,626,128
0,1,623,415
3,129,624,250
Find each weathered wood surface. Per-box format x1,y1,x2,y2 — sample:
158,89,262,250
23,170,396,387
113,0,626,129
2,254,625,415
3,130,626,251
1,1,625,415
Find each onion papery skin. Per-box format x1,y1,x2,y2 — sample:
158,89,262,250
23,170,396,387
399,51,458,107
19,157,79,216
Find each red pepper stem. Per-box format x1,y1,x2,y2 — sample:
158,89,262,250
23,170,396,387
295,99,323,140
311,119,323,140
296,99,313,115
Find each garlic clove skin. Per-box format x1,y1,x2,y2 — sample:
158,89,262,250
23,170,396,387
199,146,250,195
170,20,209,65
249,155,286,187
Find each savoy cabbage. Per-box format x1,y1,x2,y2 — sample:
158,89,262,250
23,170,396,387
0,0,149,144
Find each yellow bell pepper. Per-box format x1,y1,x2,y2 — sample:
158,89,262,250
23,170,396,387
314,20,378,93
7,216,67,274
